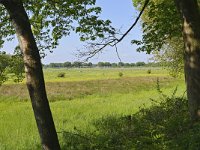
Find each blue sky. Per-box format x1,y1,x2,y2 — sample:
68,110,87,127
2,0,152,64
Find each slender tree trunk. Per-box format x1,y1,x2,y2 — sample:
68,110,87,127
1,1,61,149
175,0,200,121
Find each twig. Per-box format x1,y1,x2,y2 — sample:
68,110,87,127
116,0,150,44
79,0,150,61
115,44,122,62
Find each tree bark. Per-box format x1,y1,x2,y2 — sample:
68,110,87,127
174,0,200,121
1,1,61,149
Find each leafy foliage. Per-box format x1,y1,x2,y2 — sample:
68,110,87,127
0,50,24,85
118,72,123,77
0,0,115,56
0,0,116,85
147,69,151,74
8,46,25,82
60,89,200,149
0,51,10,85
57,72,65,78
132,0,182,53
133,0,184,75
152,38,184,77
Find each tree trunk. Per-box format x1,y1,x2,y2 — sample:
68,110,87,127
174,0,200,121
1,1,61,149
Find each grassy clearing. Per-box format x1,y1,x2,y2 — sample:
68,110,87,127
0,68,186,149
43,67,169,82
4,67,169,84
62,97,198,150
1,68,176,101
0,76,180,102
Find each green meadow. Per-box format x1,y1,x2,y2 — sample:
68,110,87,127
0,68,186,149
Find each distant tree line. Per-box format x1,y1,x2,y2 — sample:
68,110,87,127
44,61,160,68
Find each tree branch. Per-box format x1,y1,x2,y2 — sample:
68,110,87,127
79,0,150,61
116,0,150,44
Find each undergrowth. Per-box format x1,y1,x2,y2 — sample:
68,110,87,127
61,85,200,150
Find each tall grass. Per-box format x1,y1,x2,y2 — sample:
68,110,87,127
0,68,186,149
4,67,169,84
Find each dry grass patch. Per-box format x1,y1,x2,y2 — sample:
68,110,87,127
0,76,176,102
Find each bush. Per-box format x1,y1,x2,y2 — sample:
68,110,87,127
61,96,193,150
147,69,151,74
127,86,200,149
60,83,200,149
118,72,123,77
57,72,65,78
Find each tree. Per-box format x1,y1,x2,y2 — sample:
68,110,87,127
111,63,117,67
88,62,93,67
0,50,24,84
73,61,82,68
133,0,183,75
104,62,111,67
8,50,25,82
152,38,184,77
49,63,57,68
82,62,93,68
136,61,146,67
0,51,10,85
63,61,72,68
130,63,136,67
98,62,105,67
133,0,200,121
175,0,200,121
0,0,115,149
118,62,124,67
124,63,131,67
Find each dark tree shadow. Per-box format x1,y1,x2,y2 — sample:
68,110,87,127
61,97,200,150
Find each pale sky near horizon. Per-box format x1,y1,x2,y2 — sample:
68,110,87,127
1,0,152,64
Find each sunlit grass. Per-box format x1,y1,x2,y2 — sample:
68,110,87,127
4,67,169,84
0,68,185,149
43,67,169,82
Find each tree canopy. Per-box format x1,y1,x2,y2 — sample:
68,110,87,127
0,0,116,85
0,51,10,85
132,0,184,75
0,50,24,85
132,0,182,53
0,0,115,56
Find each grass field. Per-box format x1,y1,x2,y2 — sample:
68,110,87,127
0,68,186,149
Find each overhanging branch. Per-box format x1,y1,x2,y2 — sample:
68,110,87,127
79,0,150,61
116,0,150,44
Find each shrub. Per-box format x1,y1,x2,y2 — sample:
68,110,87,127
118,72,123,77
60,83,200,149
147,69,151,74
57,72,65,78
127,85,200,149
60,87,200,149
